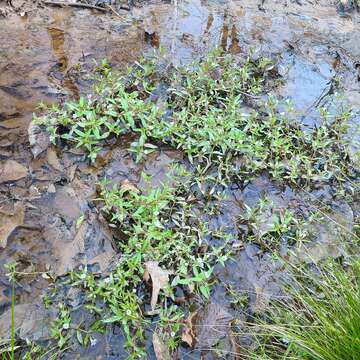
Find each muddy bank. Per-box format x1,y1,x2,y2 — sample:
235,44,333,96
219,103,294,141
0,0,360,358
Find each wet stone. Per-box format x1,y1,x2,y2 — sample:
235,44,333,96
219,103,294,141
215,244,286,314
0,302,53,342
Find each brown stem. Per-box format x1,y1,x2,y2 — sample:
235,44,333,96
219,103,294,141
43,1,107,12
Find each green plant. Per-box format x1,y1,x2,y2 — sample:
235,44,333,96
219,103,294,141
33,49,359,359
50,303,71,349
35,50,357,186
238,197,306,251
253,259,360,360
21,340,47,360
225,284,249,308
67,174,230,358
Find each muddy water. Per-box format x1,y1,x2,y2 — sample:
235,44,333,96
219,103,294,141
0,0,359,358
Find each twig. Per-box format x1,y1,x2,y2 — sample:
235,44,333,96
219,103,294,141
18,224,43,231
43,1,107,12
171,0,178,61
43,1,131,13
105,3,123,18
239,91,262,99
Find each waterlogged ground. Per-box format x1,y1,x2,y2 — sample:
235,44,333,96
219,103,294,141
0,0,359,359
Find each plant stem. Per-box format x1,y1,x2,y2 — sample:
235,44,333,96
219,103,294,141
11,283,15,360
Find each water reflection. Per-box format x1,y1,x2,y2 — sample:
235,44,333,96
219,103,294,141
140,0,242,63
47,26,79,98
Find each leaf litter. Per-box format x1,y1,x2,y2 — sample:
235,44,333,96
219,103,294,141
144,261,172,312
152,331,171,360
0,160,28,184
0,202,25,248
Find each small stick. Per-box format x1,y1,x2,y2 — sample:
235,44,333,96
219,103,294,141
43,1,107,12
239,91,261,99
18,224,43,231
43,1,131,12
106,4,124,18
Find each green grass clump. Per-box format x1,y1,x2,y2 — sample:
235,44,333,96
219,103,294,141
254,259,360,360
35,50,356,185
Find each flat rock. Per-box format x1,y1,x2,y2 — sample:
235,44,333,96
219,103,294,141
0,302,51,342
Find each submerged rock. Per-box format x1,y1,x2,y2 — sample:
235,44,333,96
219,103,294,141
292,201,354,264
0,302,52,342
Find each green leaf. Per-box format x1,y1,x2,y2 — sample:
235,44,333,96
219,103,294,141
76,330,83,345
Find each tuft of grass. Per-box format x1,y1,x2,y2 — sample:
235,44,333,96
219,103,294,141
253,258,360,360
10,283,14,360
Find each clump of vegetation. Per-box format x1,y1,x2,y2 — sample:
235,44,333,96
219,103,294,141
34,51,357,185
68,173,229,358
238,196,300,250
29,49,359,359
237,196,333,251
252,258,360,360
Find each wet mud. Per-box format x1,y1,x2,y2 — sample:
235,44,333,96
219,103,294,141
0,0,359,358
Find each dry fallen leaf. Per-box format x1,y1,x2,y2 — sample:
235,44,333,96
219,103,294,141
48,211,116,276
253,284,271,314
66,164,77,182
144,261,172,311
152,331,171,360
47,184,56,193
194,302,233,350
0,160,28,183
0,202,25,248
120,179,139,193
181,310,198,347
0,302,50,342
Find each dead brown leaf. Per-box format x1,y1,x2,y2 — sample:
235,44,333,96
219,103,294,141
181,310,198,347
144,261,172,311
152,331,171,360
194,302,233,350
46,211,116,276
0,160,28,183
0,202,25,248
120,179,139,194
66,164,77,182
0,302,51,342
